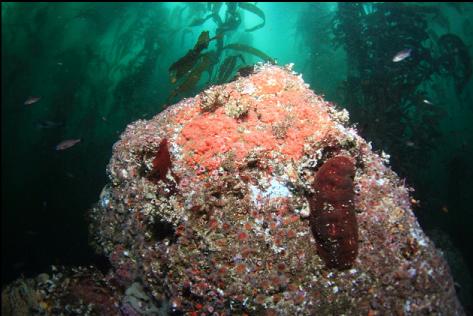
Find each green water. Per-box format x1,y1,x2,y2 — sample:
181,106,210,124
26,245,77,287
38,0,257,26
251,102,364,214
2,2,472,309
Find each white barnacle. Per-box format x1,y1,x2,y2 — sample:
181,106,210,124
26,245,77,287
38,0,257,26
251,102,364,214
99,186,111,208
381,151,391,164
299,206,310,218
241,83,256,95
404,300,411,313
100,196,110,208
376,178,386,186
409,226,428,247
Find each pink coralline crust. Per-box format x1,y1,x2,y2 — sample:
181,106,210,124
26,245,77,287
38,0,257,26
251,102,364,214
174,67,333,171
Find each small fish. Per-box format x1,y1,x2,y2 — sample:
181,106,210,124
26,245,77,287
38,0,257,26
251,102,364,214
441,206,449,213
57,62,63,66
410,198,421,207
422,99,433,105
55,138,81,151
406,141,415,147
36,120,64,129
24,96,41,105
392,48,412,62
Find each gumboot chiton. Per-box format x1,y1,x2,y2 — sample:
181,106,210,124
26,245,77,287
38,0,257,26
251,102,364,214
309,155,358,269
147,138,179,195
150,138,172,182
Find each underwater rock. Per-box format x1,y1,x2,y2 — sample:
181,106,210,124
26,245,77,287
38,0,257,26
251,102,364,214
87,63,464,315
2,64,465,315
427,228,473,310
1,266,122,315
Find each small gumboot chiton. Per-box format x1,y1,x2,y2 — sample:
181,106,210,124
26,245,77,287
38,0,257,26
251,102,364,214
308,155,358,269
148,138,179,195
149,138,172,182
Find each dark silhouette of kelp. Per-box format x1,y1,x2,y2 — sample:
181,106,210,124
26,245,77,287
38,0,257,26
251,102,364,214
166,3,273,103
332,3,471,179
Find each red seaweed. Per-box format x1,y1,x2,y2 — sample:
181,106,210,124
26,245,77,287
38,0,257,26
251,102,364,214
308,155,358,269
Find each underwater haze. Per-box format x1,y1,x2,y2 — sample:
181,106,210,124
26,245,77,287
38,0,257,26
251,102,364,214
2,2,473,312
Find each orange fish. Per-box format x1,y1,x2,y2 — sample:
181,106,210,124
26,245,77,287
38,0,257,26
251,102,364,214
410,198,421,207
55,139,81,151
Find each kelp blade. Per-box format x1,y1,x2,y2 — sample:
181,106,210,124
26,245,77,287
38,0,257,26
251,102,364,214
223,43,275,64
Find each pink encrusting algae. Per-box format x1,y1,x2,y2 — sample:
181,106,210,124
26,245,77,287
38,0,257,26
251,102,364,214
1,64,465,315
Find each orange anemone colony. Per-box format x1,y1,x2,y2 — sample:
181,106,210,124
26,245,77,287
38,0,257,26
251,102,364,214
174,67,334,171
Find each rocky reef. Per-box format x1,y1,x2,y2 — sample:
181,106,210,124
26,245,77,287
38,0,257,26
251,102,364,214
2,64,464,315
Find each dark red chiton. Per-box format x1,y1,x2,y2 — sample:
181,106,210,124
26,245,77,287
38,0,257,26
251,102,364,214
308,155,358,269
148,138,179,195
150,138,172,182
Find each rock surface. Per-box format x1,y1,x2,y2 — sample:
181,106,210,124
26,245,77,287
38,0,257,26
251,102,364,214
2,64,465,315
